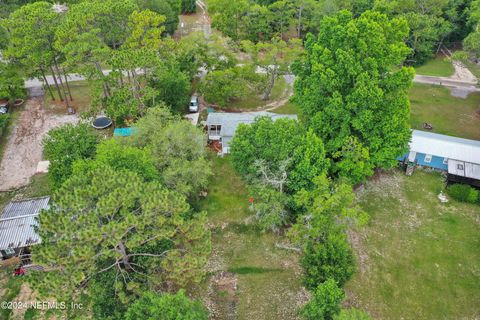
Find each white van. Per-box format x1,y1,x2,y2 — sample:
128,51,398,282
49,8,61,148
189,95,199,113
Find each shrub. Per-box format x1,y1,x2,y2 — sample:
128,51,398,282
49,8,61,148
447,184,479,204
181,0,196,13
300,278,344,320
0,113,10,137
301,232,355,291
42,123,98,189
125,290,208,320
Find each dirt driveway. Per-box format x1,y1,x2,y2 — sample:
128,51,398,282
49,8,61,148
0,98,78,191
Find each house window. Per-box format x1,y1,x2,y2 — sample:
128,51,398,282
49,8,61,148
457,164,464,170
424,154,432,163
443,158,448,165
209,125,221,134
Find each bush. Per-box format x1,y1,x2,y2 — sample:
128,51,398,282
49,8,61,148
0,113,10,137
447,184,479,204
181,0,196,13
125,290,208,320
300,278,344,320
301,232,355,291
42,123,98,189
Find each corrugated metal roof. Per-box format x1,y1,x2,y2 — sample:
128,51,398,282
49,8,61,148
206,112,298,137
0,197,50,250
410,130,480,164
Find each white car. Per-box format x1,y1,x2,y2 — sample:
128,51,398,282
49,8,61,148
189,95,199,113
0,102,8,115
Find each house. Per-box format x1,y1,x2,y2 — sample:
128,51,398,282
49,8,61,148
0,197,50,259
205,111,298,155
399,130,480,186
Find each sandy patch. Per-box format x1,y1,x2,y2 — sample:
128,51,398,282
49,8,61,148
0,98,78,191
451,61,477,83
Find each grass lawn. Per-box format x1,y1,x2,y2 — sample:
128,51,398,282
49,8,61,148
0,268,23,320
409,83,480,140
227,77,288,111
415,56,455,77
464,60,480,80
44,81,92,115
346,170,480,320
272,100,300,115
194,156,306,320
0,102,25,164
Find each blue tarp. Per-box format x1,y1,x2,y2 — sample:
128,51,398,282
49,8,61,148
114,127,137,137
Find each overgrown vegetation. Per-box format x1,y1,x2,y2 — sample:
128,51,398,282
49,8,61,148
447,183,480,204
347,171,480,319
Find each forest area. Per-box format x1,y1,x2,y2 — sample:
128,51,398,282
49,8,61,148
0,0,478,319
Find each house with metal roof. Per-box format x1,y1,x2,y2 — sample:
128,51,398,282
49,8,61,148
205,111,298,155
399,130,480,186
0,197,50,259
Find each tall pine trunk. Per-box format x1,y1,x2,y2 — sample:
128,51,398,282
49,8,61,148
40,68,55,101
49,66,64,101
62,67,73,101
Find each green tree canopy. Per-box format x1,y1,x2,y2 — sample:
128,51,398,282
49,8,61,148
42,123,99,189
128,106,212,197
125,290,209,320
230,116,328,195
0,61,26,102
293,10,414,183
290,175,366,289
31,165,211,301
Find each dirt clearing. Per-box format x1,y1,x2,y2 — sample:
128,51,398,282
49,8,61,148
0,98,78,191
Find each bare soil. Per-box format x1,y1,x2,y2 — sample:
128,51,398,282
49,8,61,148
0,98,78,191
451,61,477,83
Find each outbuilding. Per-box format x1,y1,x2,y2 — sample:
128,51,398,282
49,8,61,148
399,130,480,186
205,111,298,155
0,197,50,259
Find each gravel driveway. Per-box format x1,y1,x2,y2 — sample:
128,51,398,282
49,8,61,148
0,98,78,191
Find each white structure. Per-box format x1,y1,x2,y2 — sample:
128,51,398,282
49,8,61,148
401,130,480,185
0,197,50,258
206,111,298,155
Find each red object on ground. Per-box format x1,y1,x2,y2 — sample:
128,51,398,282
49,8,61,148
248,197,254,203
14,267,26,276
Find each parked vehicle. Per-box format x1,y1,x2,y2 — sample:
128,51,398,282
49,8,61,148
189,95,199,113
0,101,9,115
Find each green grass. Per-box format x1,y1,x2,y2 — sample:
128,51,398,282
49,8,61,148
227,77,288,111
272,100,300,115
346,170,480,320
0,103,24,164
415,56,455,77
194,156,304,320
0,270,23,320
23,308,38,320
464,60,480,80
44,81,92,115
409,83,480,140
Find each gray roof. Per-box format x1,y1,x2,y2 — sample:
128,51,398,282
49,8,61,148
410,130,480,164
0,197,50,250
206,111,298,137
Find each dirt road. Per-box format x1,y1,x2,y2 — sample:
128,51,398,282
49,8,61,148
0,98,78,191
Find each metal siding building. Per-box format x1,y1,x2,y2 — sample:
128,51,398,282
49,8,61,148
0,197,50,254
206,112,298,155
401,130,480,182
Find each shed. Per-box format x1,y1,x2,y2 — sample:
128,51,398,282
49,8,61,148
205,111,298,155
0,197,50,258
